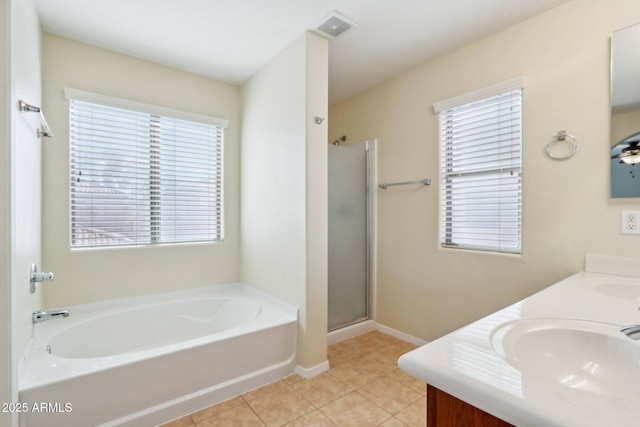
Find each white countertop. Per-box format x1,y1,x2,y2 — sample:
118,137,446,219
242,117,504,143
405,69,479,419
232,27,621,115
398,255,640,427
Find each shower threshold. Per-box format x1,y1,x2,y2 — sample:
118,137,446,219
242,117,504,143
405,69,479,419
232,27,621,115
327,319,376,345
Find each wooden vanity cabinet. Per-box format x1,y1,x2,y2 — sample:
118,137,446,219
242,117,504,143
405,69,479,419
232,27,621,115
427,384,514,427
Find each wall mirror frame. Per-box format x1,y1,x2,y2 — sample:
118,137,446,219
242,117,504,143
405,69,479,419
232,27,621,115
611,23,640,198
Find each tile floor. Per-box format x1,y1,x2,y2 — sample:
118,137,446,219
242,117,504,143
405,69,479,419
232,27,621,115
161,331,426,427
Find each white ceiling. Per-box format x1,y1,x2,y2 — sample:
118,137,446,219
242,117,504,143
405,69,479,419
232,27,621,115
33,0,571,105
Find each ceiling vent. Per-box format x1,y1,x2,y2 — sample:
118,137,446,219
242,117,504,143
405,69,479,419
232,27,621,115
314,11,357,39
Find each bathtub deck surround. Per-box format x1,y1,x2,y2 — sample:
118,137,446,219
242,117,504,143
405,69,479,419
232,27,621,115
161,331,425,427
19,284,297,427
399,255,640,427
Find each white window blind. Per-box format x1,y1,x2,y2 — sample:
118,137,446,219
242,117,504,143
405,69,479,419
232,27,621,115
69,98,224,248
439,88,522,254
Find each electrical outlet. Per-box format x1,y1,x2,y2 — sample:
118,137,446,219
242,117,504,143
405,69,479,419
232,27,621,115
621,211,640,234
626,213,636,230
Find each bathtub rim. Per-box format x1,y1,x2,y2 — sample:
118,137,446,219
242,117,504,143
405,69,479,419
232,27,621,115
42,282,297,318
46,296,264,359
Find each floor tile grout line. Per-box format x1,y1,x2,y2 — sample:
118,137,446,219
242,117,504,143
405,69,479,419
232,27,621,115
244,398,268,427
333,352,423,417
352,388,396,418
278,392,320,427
322,370,356,394
288,380,322,411
246,381,319,427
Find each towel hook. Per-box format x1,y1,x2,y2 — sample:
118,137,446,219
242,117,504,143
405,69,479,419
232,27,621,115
18,100,53,138
545,130,577,160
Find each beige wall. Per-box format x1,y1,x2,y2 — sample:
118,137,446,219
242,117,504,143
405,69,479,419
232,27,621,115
304,33,329,369
329,0,640,342
41,34,241,308
241,32,328,370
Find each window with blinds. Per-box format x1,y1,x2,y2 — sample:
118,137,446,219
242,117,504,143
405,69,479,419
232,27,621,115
69,97,224,248
438,86,522,254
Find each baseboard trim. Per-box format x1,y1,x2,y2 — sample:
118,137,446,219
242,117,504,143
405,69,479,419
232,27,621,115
375,323,428,347
295,360,330,379
327,319,427,348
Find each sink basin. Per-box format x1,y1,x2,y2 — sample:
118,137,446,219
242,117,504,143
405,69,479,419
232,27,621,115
491,318,640,397
590,282,640,301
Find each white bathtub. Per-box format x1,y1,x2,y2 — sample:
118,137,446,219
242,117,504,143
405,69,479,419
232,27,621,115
18,284,297,427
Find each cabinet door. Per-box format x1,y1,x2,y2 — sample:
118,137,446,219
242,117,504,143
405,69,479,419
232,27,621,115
427,385,514,427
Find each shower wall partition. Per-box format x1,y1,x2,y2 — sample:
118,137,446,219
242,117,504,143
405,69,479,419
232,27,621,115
328,140,375,331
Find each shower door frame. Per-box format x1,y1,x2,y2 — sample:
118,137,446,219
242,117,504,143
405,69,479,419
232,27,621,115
328,139,377,331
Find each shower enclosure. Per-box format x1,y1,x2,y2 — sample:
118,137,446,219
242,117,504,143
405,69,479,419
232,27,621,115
328,140,375,331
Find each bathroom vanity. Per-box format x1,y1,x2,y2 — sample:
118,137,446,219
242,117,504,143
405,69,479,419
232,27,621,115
399,255,640,427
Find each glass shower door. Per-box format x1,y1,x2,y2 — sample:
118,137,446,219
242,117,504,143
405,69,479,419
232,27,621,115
328,143,369,330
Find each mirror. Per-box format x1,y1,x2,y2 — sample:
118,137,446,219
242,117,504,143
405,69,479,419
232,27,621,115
611,23,640,198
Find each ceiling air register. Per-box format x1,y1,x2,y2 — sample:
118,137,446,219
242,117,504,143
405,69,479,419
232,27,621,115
314,11,357,39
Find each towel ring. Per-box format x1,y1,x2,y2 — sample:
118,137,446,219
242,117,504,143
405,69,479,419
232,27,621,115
545,131,577,160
